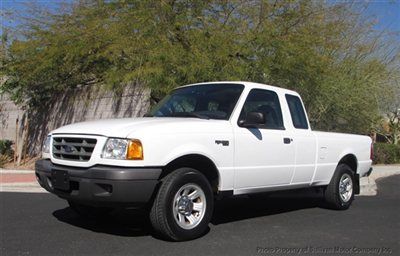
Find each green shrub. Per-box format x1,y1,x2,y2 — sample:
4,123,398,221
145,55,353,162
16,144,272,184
0,140,13,168
373,143,400,164
0,140,13,156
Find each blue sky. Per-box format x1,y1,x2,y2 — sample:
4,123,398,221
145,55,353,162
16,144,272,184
1,0,399,40
362,0,400,39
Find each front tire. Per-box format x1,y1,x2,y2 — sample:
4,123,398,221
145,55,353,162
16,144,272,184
324,164,355,210
150,168,214,241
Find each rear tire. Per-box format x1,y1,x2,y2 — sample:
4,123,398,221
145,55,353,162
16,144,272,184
324,164,355,210
150,168,214,241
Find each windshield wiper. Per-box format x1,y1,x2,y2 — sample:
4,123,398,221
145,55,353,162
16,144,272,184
170,112,210,120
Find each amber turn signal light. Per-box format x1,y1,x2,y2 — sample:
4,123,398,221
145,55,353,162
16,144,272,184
127,140,143,160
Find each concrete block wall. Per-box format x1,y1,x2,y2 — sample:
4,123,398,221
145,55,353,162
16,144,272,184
0,94,25,141
0,83,151,156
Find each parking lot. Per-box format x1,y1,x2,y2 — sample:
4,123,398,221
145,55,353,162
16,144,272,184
0,174,398,256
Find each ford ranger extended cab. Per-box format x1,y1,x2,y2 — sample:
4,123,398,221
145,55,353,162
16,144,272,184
36,81,373,241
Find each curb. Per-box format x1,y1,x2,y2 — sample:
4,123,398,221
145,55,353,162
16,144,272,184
359,169,400,196
0,182,47,193
0,169,35,174
1,169,43,193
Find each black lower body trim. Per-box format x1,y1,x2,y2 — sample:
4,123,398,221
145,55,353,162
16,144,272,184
354,173,360,195
35,159,162,207
363,167,373,177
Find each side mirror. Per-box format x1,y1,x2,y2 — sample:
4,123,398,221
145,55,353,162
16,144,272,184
239,112,265,128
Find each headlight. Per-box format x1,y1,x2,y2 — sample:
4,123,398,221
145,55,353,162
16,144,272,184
42,135,51,154
102,138,143,160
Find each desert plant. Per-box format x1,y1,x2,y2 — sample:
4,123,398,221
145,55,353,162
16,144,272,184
373,143,400,164
0,139,13,156
0,154,11,168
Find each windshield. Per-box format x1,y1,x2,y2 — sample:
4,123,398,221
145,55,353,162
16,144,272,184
148,84,244,120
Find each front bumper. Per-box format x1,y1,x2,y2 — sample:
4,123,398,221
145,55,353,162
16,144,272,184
35,159,162,207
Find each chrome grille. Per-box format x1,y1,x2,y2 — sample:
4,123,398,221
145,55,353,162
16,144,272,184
52,137,97,162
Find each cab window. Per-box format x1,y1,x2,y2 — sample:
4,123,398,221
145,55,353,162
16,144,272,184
239,89,285,130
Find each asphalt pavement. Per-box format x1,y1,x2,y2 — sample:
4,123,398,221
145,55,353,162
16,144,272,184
1,175,399,256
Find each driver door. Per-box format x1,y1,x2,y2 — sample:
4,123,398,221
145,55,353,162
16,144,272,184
233,89,296,191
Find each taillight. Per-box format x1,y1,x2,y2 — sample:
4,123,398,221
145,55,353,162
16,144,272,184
370,143,374,160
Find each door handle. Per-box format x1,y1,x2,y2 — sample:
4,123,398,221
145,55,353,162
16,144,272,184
283,138,293,144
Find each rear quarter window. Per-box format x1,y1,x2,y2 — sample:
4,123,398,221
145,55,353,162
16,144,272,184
285,94,309,129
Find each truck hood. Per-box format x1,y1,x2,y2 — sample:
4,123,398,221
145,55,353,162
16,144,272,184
51,117,231,138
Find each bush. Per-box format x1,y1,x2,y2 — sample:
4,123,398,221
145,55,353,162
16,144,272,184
0,140,13,156
0,140,14,168
373,143,400,164
0,154,11,168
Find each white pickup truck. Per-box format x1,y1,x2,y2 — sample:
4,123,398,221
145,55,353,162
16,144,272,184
36,81,373,241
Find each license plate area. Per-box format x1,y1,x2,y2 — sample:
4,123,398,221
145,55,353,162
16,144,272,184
51,169,70,191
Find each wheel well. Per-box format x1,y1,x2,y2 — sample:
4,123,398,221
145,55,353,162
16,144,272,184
160,154,220,194
338,154,358,173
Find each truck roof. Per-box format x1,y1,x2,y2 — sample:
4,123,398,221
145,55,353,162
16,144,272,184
178,81,299,96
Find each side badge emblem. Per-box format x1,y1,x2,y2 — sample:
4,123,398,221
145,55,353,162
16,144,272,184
215,140,229,146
